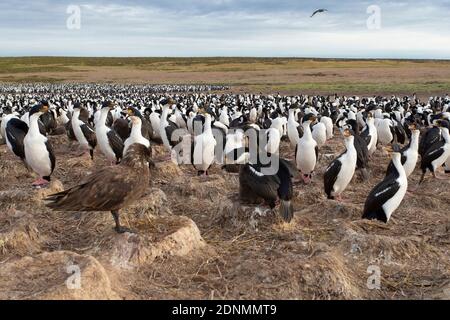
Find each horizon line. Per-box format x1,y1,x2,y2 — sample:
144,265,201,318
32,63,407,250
1,56,450,62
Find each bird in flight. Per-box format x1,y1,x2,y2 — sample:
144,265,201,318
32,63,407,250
311,9,327,17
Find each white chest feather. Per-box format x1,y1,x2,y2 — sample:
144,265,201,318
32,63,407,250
96,125,116,160
333,147,357,194
382,175,407,222
72,118,89,148
193,132,216,171
296,137,317,173
24,131,51,176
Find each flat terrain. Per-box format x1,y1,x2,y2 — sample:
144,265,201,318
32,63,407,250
1,132,449,299
1,57,450,96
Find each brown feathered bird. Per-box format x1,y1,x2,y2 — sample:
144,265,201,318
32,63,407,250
45,143,153,233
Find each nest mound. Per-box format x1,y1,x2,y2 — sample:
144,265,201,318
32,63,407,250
0,251,119,300
0,131,449,299
103,216,206,270
0,209,44,257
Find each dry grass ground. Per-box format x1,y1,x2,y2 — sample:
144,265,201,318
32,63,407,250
0,130,449,300
1,57,450,97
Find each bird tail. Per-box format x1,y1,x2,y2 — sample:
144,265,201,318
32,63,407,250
44,190,70,208
280,200,294,223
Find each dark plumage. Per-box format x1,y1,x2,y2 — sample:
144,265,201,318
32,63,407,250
346,119,369,178
5,118,28,161
45,144,152,233
107,129,124,164
419,126,442,157
239,158,296,222
311,8,327,17
112,118,131,141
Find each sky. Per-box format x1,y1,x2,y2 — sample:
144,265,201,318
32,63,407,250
0,0,449,58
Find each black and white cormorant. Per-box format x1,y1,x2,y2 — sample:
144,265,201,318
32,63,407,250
23,103,56,187
362,144,407,223
324,128,357,201
71,103,96,160
418,120,450,184
95,101,124,164
239,157,296,222
295,114,318,184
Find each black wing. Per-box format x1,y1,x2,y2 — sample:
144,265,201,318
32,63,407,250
80,123,97,149
40,111,57,134
279,158,299,178
105,112,114,128
6,118,28,159
419,127,441,157
112,118,130,141
165,121,180,147
45,140,56,176
360,127,371,145
323,158,342,199
363,177,400,222
277,160,294,200
354,135,369,169
394,123,406,144
421,141,445,172
65,120,76,141
38,119,47,136
141,119,152,141
297,125,304,139
277,161,294,222
107,129,124,161
241,164,279,205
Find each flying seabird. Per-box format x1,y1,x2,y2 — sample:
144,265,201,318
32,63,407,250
311,9,327,17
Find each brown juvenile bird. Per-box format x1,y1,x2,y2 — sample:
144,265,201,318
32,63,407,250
45,143,153,233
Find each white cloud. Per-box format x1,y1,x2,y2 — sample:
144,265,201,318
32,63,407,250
0,0,449,58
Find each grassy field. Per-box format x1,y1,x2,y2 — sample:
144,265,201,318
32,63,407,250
1,57,450,96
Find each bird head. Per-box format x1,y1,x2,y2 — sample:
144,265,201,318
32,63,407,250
73,102,83,110
29,103,49,117
407,122,418,131
102,101,115,110
437,119,450,130
385,144,401,155
127,106,142,119
302,113,317,124
343,128,353,138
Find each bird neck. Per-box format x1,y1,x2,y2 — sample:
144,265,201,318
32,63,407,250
302,121,312,138
29,114,41,134
410,130,420,150
130,121,142,137
161,108,170,121
73,109,80,121
204,117,212,132
344,136,355,150
99,109,109,125
392,154,406,178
